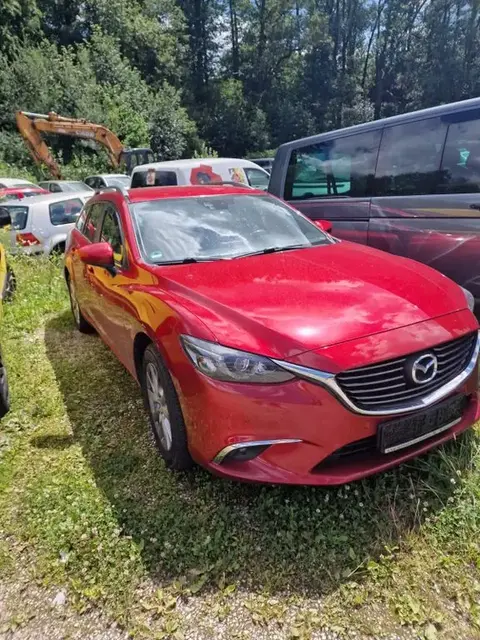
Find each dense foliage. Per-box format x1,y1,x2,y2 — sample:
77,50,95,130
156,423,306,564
1,0,480,176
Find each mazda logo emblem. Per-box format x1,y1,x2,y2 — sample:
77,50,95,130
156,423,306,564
410,353,438,385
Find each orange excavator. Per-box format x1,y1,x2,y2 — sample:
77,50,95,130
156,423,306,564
15,111,154,178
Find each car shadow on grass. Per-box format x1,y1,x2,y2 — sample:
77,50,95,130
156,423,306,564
43,312,474,596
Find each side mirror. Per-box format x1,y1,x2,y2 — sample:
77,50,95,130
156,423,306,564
314,219,333,233
79,242,115,274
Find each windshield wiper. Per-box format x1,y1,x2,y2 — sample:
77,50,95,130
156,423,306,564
152,257,226,265
233,244,312,259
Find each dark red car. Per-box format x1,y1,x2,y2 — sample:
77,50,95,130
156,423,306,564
64,185,480,485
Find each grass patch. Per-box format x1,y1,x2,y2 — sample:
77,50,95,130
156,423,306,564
1,255,480,638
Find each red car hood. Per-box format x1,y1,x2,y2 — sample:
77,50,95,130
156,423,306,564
153,241,469,359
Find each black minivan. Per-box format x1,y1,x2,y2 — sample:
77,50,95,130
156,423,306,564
268,97,480,305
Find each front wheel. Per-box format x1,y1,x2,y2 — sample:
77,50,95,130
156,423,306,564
141,344,193,470
67,276,94,334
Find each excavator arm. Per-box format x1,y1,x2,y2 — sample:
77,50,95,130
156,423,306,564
16,111,126,179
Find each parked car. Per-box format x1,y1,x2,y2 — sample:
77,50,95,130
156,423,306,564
64,184,479,485
0,178,38,189
268,96,480,311
0,191,92,255
84,174,130,190
249,157,274,172
38,180,93,193
130,158,270,191
0,186,49,202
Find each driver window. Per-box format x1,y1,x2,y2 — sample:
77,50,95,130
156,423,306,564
100,206,124,265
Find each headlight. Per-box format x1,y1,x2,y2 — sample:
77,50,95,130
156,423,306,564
461,286,475,312
181,335,295,383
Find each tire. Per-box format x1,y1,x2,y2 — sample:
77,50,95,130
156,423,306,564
67,275,94,334
2,268,16,302
50,243,66,258
0,359,10,418
141,344,193,470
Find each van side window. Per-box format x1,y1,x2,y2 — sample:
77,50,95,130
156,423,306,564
284,131,381,200
131,170,178,188
439,115,480,193
374,118,447,196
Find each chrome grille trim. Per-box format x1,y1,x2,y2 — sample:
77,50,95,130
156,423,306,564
273,331,480,416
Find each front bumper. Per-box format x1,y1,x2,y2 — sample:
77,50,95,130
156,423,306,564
171,310,480,485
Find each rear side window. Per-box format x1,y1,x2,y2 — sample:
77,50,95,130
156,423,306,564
374,117,447,196
131,169,178,188
100,206,124,264
285,131,381,200
49,198,83,226
2,206,28,230
439,113,480,193
83,203,104,241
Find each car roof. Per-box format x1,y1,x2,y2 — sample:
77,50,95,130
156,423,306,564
122,185,264,203
0,178,37,188
131,157,268,172
39,180,87,184
86,174,129,180
1,191,92,206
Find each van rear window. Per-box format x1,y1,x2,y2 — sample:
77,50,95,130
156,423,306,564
131,170,178,188
1,205,28,230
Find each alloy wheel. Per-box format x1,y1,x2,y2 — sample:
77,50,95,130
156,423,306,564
145,361,173,451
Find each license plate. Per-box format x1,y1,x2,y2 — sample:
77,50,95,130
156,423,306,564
377,395,467,454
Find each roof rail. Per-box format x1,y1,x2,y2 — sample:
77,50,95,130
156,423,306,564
95,185,130,200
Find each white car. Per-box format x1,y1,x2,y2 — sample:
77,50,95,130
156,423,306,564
0,178,38,188
84,174,130,189
130,157,271,190
38,180,93,193
0,192,92,255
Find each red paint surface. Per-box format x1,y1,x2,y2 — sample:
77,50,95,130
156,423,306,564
65,185,480,485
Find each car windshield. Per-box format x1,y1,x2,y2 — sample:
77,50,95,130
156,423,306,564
1,205,28,230
131,194,332,264
105,176,130,187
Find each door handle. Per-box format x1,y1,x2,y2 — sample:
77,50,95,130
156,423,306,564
469,204,480,211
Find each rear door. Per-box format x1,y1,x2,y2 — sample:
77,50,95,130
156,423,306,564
369,109,480,301
83,203,133,364
281,130,381,244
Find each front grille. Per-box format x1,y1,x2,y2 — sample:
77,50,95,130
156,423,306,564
336,332,477,412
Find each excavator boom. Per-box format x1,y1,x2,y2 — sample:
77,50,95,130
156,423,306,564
15,111,151,178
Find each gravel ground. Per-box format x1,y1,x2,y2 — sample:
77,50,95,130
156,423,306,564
0,572,423,640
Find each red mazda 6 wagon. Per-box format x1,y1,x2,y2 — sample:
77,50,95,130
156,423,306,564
64,184,480,485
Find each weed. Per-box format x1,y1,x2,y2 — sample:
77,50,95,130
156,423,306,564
1,256,480,638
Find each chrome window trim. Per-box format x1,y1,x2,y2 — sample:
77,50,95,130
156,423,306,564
213,438,302,464
273,330,480,416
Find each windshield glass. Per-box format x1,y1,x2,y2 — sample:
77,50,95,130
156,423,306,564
64,182,92,191
131,194,331,264
105,176,130,187
2,205,28,230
